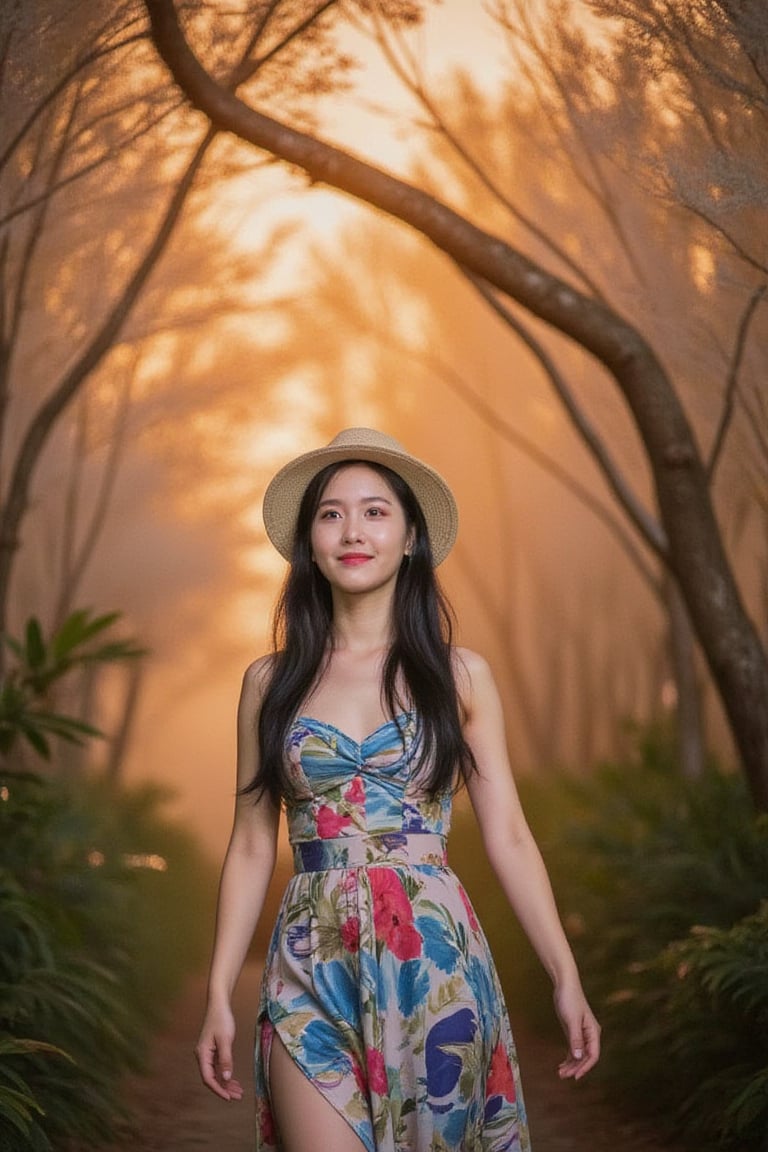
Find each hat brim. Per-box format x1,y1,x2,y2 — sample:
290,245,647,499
263,438,457,566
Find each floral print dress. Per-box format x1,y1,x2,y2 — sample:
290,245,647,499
254,713,531,1152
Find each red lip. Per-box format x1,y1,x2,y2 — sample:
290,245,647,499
339,553,372,565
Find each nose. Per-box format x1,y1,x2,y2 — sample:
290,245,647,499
342,516,365,543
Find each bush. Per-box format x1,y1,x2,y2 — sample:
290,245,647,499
0,770,217,1151
619,902,768,1150
450,724,768,1151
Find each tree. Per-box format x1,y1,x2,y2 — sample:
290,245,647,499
143,0,768,807
0,0,356,636
1,0,370,781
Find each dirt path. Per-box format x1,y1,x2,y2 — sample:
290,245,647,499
107,961,669,1151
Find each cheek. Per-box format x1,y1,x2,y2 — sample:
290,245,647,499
309,520,330,553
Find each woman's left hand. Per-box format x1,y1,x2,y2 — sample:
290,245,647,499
553,980,601,1080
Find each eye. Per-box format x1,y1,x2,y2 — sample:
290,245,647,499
319,509,340,520
366,506,386,517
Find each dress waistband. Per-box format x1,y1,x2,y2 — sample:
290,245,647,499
292,832,447,873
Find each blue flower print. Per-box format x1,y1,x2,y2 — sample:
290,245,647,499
416,913,461,974
426,1007,478,1099
286,923,311,958
397,958,431,1018
402,802,428,832
302,1018,351,1074
314,959,358,1025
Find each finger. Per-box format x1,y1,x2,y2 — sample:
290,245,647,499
577,1019,601,1076
215,1038,234,1085
223,1077,244,1100
558,1017,601,1080
196,1041,236,1100
568,1027,584,1063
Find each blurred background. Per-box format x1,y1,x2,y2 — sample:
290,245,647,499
2,2,767,1149
4,0,766,850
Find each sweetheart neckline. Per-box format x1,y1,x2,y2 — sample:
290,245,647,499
294,712,414,749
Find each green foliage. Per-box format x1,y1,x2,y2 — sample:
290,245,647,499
452,724,768,1150
617,903,768,1150
472,723,768,1151
0,770,217,1151
0,610,145,759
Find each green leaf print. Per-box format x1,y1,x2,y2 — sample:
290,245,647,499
428,974,467,1014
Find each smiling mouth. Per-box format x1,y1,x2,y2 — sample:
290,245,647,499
339,554,372,565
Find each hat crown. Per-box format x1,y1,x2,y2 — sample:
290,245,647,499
326,428,406,454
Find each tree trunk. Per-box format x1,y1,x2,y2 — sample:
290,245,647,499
143,0,768,810
0,128,215,634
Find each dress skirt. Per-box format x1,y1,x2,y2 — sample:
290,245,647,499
252,715,531,1152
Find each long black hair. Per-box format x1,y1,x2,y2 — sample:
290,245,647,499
246,461,476,804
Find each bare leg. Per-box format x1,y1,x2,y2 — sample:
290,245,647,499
269,1033,368,1152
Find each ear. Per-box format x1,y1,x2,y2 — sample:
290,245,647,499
404,530,415,557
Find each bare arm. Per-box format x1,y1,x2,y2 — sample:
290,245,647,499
459,649,601,1080
195,657,281,1100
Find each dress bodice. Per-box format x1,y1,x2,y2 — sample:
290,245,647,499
283,713,452,850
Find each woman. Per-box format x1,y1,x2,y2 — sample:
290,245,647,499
196,427,600,1152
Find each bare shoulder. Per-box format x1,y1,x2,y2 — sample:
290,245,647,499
452,647,499,720
453,646,492,679
240,654,274,711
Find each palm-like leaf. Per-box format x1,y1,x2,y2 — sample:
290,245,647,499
0,609,146,761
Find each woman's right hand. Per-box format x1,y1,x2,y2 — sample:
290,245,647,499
195,1004,244,1101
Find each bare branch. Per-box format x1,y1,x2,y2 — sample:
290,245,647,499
240,0,284,60
0,27,147,174
143,0,768,809
708,281,767,481
672,185,768,278
0,1,334,623
233,0,339,88
6,85,82,369
398,337,662,596
460,266,669,558
0,95,187,230
451,543,552,760
491,0,648,286
0,124,217,625
54,366,135,626
364,2,604,299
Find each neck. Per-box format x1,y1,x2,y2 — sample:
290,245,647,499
330,588,395,653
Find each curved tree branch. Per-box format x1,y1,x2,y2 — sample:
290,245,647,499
363,2,605,300
707,281,767,481
458,267,668,558
0,125,217,627
144,0,768,808
422,346,662,596
0,25,147,174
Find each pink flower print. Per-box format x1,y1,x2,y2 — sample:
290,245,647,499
260,1018,274,1057
486,1040,517,1102
340,871,358,893
370,868,422,960
458,883,480,934
344,775,366,806
340,915,360,953
256,1097,277,1145
365,1046,388,1095
352,1056,367,1096
316,805,353,839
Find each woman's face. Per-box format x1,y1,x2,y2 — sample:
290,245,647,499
310,464,413,595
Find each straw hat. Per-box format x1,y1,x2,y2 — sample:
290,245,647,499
263,427,458,566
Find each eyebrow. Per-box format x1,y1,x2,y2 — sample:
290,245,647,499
317,495,394,508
